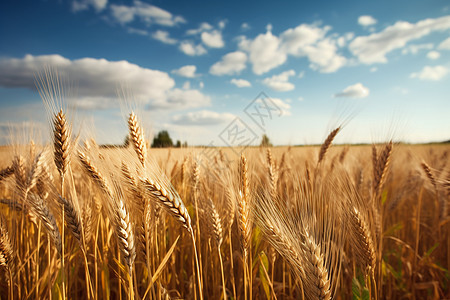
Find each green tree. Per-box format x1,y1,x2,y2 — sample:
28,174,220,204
260,134,273,147
152,130,173,148
175,140,181,148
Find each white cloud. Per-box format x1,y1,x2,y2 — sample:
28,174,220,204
337,32,355,47
201,30,225,48
334,83,370,98
210,51,247,76
370,67,378,72
199,81,204,89
239,30,286,75
179,42,207,56
171,65,197,78
358,15,377,27
182,81,190,90
172,110,235,125
0,54,210,110
241,23,250,31
152,30,177,44
263,70,296,92
401,43,434,55
186,22,213,35
300,38,347,73
230,78,251,87
438,37,450,50
349,15,450,64
72,0,107,12
127,27,149,36
154,89,210,110
256,98,291,116
218,20,227,29
410,65,448,81
239,23,346,74
280,24,328,55
110,1,185,26
427,51,440,60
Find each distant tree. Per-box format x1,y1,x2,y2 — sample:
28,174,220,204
182,141,188,148
260,134,273,147
176,140,181,148
152,130,173,148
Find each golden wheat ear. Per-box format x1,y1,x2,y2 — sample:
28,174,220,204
141,176,192,233
27,193,63,255
0,214,14,272
128,111,147,167
318,127,341,164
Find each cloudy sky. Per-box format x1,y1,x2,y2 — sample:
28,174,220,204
0,0,449,146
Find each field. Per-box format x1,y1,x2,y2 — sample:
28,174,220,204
0,114,449,299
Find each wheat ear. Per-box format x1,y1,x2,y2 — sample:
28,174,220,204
350,207,376,274
318,127,340,164
128,111,147,167
0,215,14,271
78,150,114,198
113,192,136,273
421,162,437,190
58,196,83,244
27,193,62,255
238,154,251,259
373,141,393,196
141,176,192,232
0,166,13,183
53,109,71,181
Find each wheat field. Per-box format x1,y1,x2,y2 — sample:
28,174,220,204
0,83,449,299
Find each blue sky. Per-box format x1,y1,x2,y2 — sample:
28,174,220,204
0,0,449,146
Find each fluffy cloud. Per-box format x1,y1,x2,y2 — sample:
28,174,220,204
110,1,185,26
410,65,448,81
427,51,440,60
72,0,107,12
171,65,197,78
230,78,251,87
0,54,210,110
239,30,286,75
358,15,377,27
239,23,346,74
263,70,296,91
201,30,225,48
209,51,247,76
186,22,213,35
179,42,207,56
438,37,450,50
152,30,177,44
349,15,450,64
172,110,235,125
334,83,370,98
